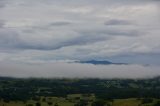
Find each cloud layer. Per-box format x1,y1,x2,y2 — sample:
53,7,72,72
0,61,160,79
0,0,160,78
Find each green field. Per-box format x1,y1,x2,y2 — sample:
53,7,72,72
0,77,160,106
0,95,160,106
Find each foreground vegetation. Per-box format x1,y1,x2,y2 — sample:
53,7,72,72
0,95,160,106
0,77,160,106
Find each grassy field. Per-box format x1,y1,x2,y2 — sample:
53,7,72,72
113,98,160,106
0,95,160,106
0,77,160,106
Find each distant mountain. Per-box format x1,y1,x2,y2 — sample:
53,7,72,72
76,60,127,65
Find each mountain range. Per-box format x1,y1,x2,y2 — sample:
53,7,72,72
76,60,127,65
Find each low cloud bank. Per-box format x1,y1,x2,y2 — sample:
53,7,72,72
0,61,159,79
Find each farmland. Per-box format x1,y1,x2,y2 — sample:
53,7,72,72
0,77,160,106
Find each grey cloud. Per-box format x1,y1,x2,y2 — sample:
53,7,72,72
0,0,11,8
2,26,139,51
34,0,160,6
108,53,160,65
0,0,160,66
18,35,107,50
0,5,4,8
78,28,139,37
49,21,72,26
65,35,107,46
0,29,107,51
104,19,131,26
0,20,5,28
0,0,6,8
0,30,20,48
21,21,73,32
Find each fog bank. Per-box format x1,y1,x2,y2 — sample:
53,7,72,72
0,61,159,79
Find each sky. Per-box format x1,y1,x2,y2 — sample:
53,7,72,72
0,0,160,78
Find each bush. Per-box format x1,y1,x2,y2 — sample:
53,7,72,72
154,101,160,106
27,104,33,106
48,102,53,106
36,102,41,106
91,100,106,106
141,98,153,104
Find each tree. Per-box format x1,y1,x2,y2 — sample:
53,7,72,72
91,100,106,106
42,98,46,102
32,96,41,101
74,100,88,106
48,102,53,106
141,98,153,104
36,102,41,106
154,101,160,106
54,103,59,106
3,99,10,103
27,104,33,106
107,98,114,106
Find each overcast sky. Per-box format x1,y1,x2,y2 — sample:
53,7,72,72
0,0,160,78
